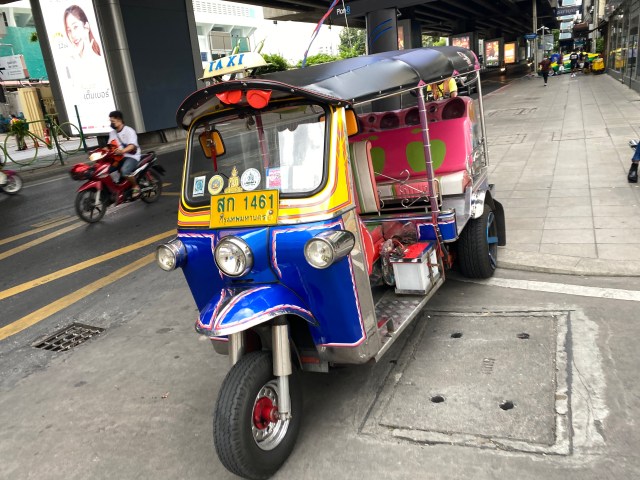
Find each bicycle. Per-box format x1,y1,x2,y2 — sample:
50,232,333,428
0,115,83,167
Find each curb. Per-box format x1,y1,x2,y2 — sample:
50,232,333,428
497,248,640,277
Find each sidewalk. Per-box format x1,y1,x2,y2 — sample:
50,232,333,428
485,72,640,276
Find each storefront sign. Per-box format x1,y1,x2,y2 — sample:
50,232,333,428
0,55,29,80
556,6,582,17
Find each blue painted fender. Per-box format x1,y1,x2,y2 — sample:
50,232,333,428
196,284,318,337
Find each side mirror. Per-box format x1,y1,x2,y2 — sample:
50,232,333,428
345,109,359,136
199,130,226,158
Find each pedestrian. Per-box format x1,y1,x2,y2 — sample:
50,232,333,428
629,143,639,183
569,49,579,77
539,55,552,86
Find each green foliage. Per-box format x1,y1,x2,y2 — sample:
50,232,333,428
9,119,28,136
296,53,340,68
29,31,38,43
339,27,366,58
596,37,605,53
422,35,446,47
254,53,290,74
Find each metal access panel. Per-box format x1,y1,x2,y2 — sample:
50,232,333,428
363,311,571,455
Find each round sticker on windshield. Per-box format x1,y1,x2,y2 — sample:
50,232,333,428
240,168,261,191
208,175,225,195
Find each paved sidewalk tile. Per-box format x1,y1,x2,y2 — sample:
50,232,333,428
486,72,640,275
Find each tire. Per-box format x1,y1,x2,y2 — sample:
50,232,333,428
138,169,162,203
2,173,23,195
54,122,83,154
457,204,499,278
75,189,107,223
3,133,38,166
214,351,302,480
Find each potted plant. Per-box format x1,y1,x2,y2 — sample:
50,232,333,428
9,117,29,151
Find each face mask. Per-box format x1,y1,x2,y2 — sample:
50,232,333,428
110,122,117,130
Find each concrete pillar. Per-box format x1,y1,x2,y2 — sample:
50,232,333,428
366,8,398,54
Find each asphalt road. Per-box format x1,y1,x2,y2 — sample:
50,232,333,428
0,148,184,332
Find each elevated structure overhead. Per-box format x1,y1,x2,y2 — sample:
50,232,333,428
254,0,558,39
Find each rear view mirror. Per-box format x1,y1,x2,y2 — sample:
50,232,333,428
199,130,226,158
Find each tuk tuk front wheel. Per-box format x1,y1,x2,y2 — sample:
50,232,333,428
457,204,498,278
214,351,302,480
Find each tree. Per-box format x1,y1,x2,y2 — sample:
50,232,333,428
422,35,446,47
295,53,340,68
254,53,290,74
339,27,366,58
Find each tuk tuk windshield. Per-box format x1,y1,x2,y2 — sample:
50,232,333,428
185,103,327,205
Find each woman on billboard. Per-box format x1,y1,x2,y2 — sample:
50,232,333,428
64,5,101,60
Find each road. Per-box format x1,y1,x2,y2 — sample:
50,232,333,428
0,149,183,345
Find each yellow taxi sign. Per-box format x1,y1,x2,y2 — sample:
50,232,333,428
202,52,267,80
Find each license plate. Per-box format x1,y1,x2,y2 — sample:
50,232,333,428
210,190,279,228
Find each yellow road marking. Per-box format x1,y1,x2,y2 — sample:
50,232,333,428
0,229,175,301
0,223,84,261
0,216,77,247
0,253,155,341
31,215,73,228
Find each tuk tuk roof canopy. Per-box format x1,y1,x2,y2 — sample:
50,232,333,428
177,46,480,129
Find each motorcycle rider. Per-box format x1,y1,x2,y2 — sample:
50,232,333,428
108,110,141,197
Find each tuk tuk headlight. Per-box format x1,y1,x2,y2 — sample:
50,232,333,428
304,230,355,269
214,236,253,277
156,239,187,271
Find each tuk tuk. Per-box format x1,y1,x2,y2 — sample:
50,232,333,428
157,46,506,479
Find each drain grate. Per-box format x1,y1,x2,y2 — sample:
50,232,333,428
33,323,104,352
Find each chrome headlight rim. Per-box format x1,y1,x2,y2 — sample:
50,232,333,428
156,238,187,271
214,236,253,277
304,237,334,269
304,230,355,270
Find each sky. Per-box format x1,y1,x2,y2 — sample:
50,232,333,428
253,20,344,63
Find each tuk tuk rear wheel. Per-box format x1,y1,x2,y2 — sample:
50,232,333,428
457,204,498,278
214,351,302,480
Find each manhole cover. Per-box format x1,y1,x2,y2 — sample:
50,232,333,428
361,311,570,455
33,323,104,352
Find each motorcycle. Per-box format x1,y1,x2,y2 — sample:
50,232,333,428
0,169,23,195
70,144,164,223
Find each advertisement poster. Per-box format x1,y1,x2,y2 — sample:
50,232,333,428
451,35,471,49
485,39,501,67
41,0,115,133
504,42,516,64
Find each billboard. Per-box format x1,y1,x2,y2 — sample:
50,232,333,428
504,42,517,64
40,0,115,134
451,34,471,50
485,39,501,67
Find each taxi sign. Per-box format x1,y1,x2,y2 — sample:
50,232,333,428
202,52,267,80
210,190,279,228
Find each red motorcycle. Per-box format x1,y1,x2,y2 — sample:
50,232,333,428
0,169,23,195
70,144,164,223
